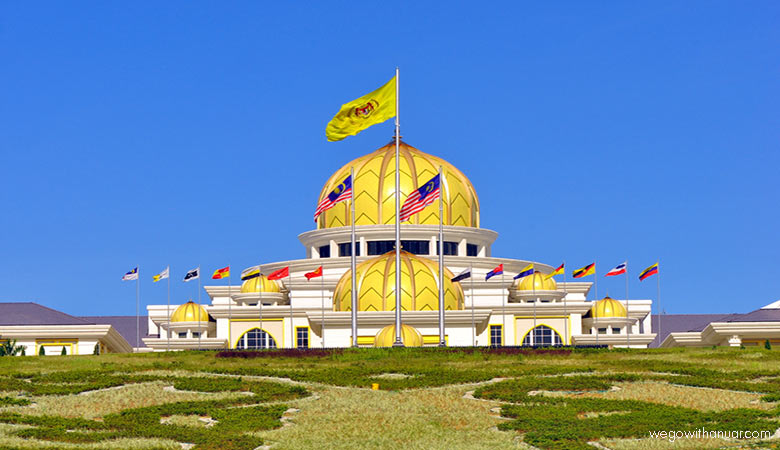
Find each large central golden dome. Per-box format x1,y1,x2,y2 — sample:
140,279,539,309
316,141,480,229
333,251,464,312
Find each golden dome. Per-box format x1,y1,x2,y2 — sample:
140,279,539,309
316,141,479,229
591,296,627,318
240,275,280,294
170,301,209,323
333,251,464,312
374,324,423,347
516,271,558,291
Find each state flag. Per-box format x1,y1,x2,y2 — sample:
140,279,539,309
212,266,230,280
605,262,627,277
485,264,503,281
451,268,471,283
305,266,323,280
268,267,290,281
513,264,534,280
153,266,169,282
639,263,659,281
183,267,199,282
573,263,595,278
122,267,138,281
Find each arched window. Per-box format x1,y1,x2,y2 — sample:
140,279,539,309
235,328,277,349
522,325,563,347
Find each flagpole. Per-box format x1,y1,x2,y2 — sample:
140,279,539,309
136,265,140,353
470,263,475,347
501,271,505,347
626,261,630,349
197,266,201,351
393,66,403,347
438,166,445,347
321,268,325,348
532,271,537,347
563,262,568,346
350,166,358,347
167,267,170,353
594,263,599,347
228,266,232,349
289,271,294,348
657,260,661,348
258,266,263,349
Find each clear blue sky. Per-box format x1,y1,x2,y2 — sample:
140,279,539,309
1,2,778,316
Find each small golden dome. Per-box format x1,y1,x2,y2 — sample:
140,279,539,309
591,296,627,318
316,141,479,229
170,301,209,323
374,324,423,347
240,275,280,294
516,271,557,291
333,251,464,312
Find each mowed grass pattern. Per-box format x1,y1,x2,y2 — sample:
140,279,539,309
0,347,777,449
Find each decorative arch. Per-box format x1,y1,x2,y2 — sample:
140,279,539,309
521,324,563,347
234,328,278,349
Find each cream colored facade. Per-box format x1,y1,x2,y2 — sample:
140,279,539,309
144,141,657,350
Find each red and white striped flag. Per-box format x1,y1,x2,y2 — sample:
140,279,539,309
314,175,352,222
605,262,627,277
399,174,441,222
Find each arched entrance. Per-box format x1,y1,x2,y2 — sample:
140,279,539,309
235,328,277,349
521,325,563,347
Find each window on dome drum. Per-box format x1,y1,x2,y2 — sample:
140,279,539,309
436,241,458,256
367,240,430,255
178,332,187,339
489,325,503,346
296,327,309,348
598,328,607,335
467,243,478,257
236,328,277,349
612,327,621,334
192,332,200,339
338,242,361,257
318,245,330,258
522,325,563,347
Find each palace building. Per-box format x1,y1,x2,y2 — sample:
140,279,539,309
4,142,778,354
142,141,657,350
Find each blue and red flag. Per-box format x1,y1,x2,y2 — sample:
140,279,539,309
314,175,352,222
485,264,503,281
639,263,658,281
399,174,441,222
605,262,627,277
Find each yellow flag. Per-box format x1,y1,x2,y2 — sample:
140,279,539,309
326,75,396,142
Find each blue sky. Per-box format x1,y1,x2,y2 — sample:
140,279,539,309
1,2,778,316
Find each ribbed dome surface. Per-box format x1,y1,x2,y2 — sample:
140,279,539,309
374,324,423,347
332,251,463,312
591,296,627,318
316,141,479,229
170,301,209,323
516,271,558,291
240,275,280,294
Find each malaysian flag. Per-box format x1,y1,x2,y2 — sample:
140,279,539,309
399,174,441,222
314,175,352,222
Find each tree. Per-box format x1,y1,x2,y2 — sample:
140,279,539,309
0,339,25,356
38,345,45,356
60,346,67,356
93,343,100,355
765,339,772,350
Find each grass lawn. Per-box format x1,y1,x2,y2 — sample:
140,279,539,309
0,347,778,449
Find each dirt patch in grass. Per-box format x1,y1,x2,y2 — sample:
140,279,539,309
259,384,519,449
4,381,245,419
547,381,771,411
